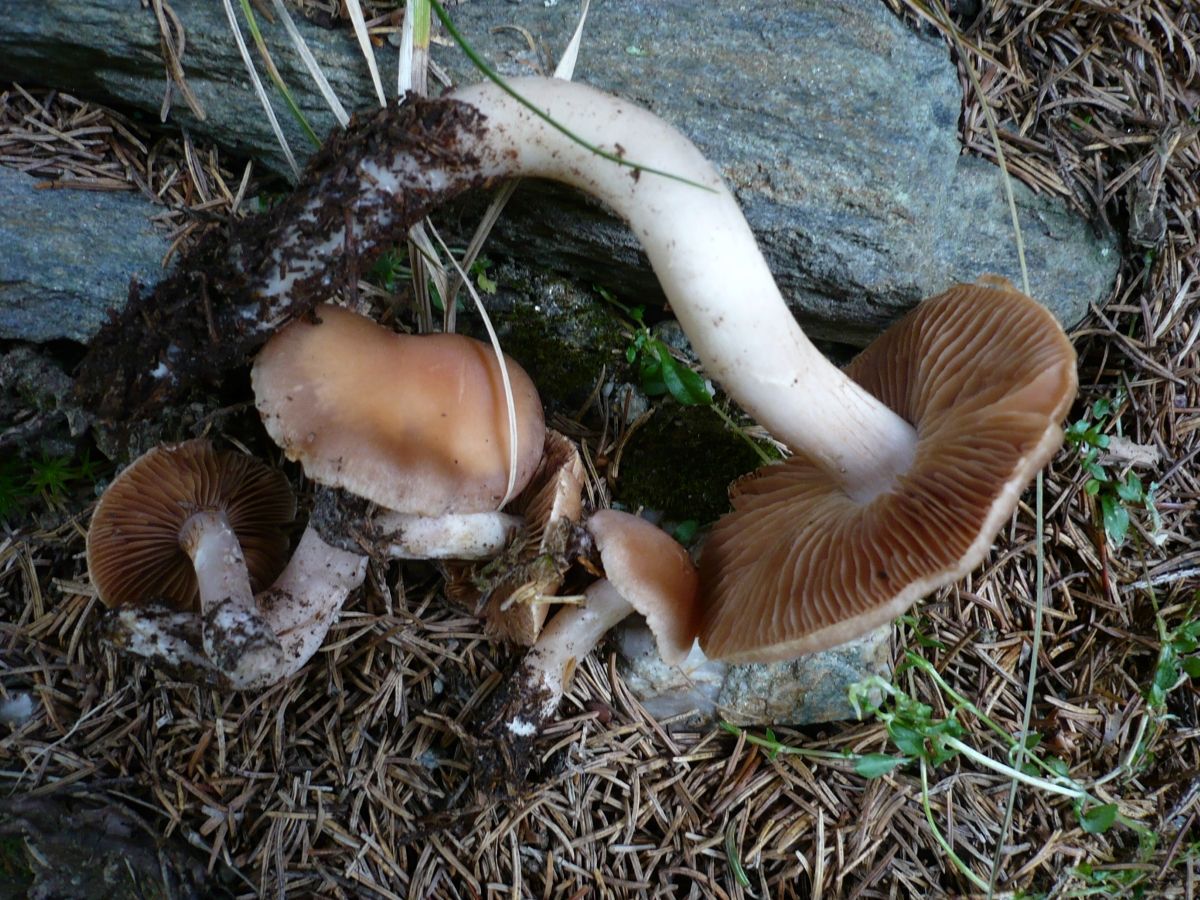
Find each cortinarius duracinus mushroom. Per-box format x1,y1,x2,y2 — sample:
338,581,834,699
87,439,294,687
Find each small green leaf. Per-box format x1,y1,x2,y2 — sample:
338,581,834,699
1100,493,1130,546
474,268,497,295
1117,471,1144,503
854,754,909,778
1181,657,1200,679
1148,650,1180,710
672,519,700,543
888,723,927,759
1091,398,1113,419
1079,803,1118,834
724,820,751,888
638,353,668,396
1172,632,1198,655
592,284,619,307
658,352,713,406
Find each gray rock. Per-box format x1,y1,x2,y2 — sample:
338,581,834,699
436,0,1117,342
0,0,361,180
0,0,1117,344
0,346,89,455
0,167,172,343
616,620,892,726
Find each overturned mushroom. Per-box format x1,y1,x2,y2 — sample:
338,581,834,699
104,516,367,690
698,277,1078,662
480,509,697,786
252,303,545,559
87,440,293,687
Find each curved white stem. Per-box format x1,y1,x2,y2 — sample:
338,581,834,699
179,510,286,687
374,510,522,559
508,579,632,730
252,526,367,686
108,525,367,691
447,78,917,495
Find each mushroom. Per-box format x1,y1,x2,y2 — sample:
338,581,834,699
480,508,697,786
89,441,368,689
425,82,1077,660
698,277,1078,662
251,304,545,559
85,77,1075,668
104,519,367,690
87,439,294,687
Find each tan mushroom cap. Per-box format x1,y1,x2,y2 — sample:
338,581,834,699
252,304,545,516
86,439,296,611
698,278,1078,663
588,509,699,666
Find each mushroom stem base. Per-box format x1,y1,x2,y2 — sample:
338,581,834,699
180,510,286,687
476,580,633,790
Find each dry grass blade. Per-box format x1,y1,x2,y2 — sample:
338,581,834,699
269,0,350,128
427,225,521,508
345,0,386,107
220,0,299,180
445,0,591,309
150,0,207,121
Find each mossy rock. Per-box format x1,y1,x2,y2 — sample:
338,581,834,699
459,260,629,414
615,403,762,523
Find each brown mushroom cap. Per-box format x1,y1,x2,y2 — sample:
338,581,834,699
480,429,586,645
698,278,1078,663
252,304,545,516
588,509,699,666
86,440,296,611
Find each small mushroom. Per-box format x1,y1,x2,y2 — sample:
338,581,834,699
698,278,1079,662
252,304,545,559
480,509,697,787
86,440,294,687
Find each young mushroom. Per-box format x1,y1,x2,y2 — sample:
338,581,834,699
480,508,697,787
252,304,545,559
87,439,294,687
